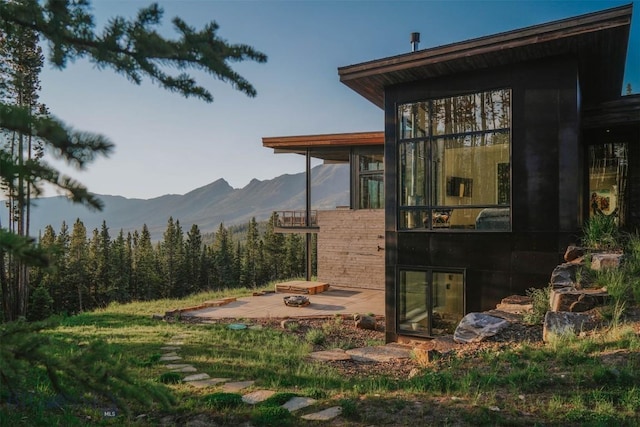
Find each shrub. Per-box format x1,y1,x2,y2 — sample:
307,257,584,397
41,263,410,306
582,214,621,250
623,232,640,303
27,285,54,321
158,372,182,384
595,268,630,303
305,329,325,345
338,398,360,420
522,286,550,325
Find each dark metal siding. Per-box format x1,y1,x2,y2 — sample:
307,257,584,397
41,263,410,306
384,58,581,341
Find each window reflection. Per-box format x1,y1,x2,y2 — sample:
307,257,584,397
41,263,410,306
356,150,384,209
589,143,628,224
399,269,464,336
399,102,428,139
398,89,511,231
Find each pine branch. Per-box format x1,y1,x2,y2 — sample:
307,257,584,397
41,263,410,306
0,229,49,267
0,0,267,102
0,103,114,168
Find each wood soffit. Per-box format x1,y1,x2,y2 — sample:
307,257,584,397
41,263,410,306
263,131,382,148
262,131,383,161
338,4,633,107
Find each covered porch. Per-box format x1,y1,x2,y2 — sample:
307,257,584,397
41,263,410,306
262,132,385,289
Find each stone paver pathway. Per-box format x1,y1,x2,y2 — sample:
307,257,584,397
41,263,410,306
156,331,394,422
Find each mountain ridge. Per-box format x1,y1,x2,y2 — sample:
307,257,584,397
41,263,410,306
11,164,349,240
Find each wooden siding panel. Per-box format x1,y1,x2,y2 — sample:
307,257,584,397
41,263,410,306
317,210,385,290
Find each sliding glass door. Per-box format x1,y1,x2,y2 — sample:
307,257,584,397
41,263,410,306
398,269,465,336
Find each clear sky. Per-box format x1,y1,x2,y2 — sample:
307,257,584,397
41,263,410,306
40,0,640,199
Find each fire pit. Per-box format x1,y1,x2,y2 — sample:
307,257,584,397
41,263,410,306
283,295,310,307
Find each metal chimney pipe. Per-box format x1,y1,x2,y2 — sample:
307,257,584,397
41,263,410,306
410,32,420,52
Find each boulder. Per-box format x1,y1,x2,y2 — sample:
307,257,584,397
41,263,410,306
564,246,585,262
550,287,609,312
453,313,509,343
355,314,377,331
591,253,623,270
550,263,579,288
543,311,597,342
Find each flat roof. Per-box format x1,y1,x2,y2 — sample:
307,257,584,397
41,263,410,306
262,131,383,161
339,4,632,107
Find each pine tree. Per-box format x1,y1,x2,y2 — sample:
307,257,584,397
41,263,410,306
184,224,203,294
111,230,132,303
212,223,234,288
51,221,71,312
68,219,89,313
0,0,267,409
242,217,260,287
233,241,243,288
262,212,285,282
1,0,267,316
88,221,113,307
284,233,304,278
31,225,57,310
0,4,47,320
132,225,159,300
159,217,184,298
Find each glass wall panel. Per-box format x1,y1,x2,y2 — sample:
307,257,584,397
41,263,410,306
432,133,510,207
399,269,465,336
589,143,628,224
398,270,429,333
432,90,511,135
399,102,428,139
354,150,384,210
359,153,384,172
399,209,429,230
432,271,464,335
360,175,384,209
399,141,426,206
397,89,511,231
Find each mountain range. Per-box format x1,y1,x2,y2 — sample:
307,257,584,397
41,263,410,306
7,164,349,240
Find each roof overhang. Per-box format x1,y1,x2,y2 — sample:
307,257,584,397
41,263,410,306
262,131,384,161
582,94,640,129
339,4,633,107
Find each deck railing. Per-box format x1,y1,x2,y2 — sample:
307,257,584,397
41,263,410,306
275,210,318,228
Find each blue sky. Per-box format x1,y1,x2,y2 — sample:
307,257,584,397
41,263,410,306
40,0,639,199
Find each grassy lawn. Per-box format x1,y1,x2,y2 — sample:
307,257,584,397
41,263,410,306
1,286,639,426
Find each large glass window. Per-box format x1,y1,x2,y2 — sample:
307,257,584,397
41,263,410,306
356,151,384,209
398,269,464,336
589,143,628,225
398,89,511,231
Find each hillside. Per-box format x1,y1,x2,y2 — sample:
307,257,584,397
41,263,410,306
9,164,349,240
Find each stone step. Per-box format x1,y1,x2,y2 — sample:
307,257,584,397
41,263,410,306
222,380,255,393
301,406,342,421
242,390,276,404
159,355,182,362
282,396,317,412
183,373,210,382
187,378,230,388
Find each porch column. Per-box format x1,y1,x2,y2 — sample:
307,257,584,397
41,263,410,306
306,149,312,281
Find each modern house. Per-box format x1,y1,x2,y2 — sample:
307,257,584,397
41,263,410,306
264,4,640,343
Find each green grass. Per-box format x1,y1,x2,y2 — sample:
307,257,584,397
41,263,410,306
2,288,639,426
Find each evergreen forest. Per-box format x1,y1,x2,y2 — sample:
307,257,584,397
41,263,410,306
21,213,315,321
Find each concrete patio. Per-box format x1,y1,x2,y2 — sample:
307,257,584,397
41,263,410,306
183,284,384,320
